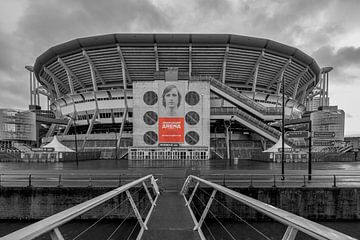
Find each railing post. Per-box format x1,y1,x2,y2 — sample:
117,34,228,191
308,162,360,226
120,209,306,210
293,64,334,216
58,175,62,187
0,174,2,187
49,227,64,240
142,181,154,205
281,226,298,240
186,182,199,207
333,175,337,187
28,174,32,187
249,175,253,187
222,174,226,186
194,189,217,231
151,176,160,195
126,190,148,231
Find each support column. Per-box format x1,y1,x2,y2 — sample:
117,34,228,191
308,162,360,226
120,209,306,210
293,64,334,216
29,70,33,105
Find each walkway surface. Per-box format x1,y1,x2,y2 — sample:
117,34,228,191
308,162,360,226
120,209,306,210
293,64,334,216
142,192,200,240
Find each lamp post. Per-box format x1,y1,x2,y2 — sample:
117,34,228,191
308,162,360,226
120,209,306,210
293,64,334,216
66,115,78,168
114,131,118,160
214,126,217,153
224,116,234,167
308,120,312,180
281,75,285,180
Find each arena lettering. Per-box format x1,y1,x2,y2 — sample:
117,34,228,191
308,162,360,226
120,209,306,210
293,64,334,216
161,122,181,129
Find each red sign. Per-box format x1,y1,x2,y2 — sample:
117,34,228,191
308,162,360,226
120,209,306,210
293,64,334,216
158,117,184,143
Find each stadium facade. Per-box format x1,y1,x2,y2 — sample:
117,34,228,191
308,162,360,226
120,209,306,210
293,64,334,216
25,33,346,160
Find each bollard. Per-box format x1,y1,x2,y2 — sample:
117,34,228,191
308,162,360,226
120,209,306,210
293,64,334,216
58,175,62,187
333,175,337,187
88,175,92,187
118,174,122,186
303,175,306,187
28,174,32,187
272,175,276,187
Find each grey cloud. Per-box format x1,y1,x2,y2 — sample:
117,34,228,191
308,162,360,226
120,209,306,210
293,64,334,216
194,0,233,16
15,0,171,51
0,32,16,73
312,45,360,83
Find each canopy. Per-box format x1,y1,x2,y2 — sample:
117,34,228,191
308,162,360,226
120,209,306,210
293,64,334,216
42,136,75,152
263,136,292,153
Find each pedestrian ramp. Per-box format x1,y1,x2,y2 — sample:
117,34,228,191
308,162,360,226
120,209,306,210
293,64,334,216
141,192,200,240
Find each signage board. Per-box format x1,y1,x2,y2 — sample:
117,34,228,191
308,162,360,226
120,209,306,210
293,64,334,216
313,132,336,138
312,140,335,146
285,131,309,138
278,148,294,152
158,117,184,143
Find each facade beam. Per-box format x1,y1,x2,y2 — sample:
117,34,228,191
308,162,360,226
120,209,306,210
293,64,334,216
246,50,265,86
299,76,315,103
39,76,57,99
285,67,308,95
189,44,192,78
270,58,292,91
221,44,229,83
276,71,285,95
82,49,105,86
154,44,159,72
57,57,86,90
116,44,132,84
44,67,66,97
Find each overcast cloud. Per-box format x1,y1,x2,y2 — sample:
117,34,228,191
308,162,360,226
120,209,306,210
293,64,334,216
1,0,360,135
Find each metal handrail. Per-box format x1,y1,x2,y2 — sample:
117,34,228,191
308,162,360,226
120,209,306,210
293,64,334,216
202,173,360,188
0,172,164,188
210,78,283,115
0,174,160,240
211,107,281,137
181,175,356,240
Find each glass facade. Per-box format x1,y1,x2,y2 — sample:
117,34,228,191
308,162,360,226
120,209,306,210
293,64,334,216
0,109,36,141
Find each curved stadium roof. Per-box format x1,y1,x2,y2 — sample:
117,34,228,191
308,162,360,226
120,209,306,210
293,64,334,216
34,34,320,102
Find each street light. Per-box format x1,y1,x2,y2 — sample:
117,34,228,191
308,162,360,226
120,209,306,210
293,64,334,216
66,114,78,168
308,120,312,181
114,131,118,160
281,75,285,180
214,126,218,153
224,116,234,166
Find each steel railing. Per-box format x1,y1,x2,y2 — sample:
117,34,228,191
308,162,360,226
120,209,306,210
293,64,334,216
181,175,356,240
211,107,281,138
0,172,164,188
202,173,360,188
0,174,160,240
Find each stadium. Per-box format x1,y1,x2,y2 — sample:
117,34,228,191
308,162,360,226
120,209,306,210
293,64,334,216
27,33,344,161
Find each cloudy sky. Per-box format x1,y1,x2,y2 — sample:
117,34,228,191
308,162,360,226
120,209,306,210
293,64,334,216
1,0,360,135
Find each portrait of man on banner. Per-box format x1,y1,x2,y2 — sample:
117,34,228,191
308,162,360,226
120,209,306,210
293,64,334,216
161,84,182,117
158,82,185,143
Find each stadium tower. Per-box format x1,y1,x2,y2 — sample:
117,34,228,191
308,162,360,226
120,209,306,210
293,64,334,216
32,34,321,160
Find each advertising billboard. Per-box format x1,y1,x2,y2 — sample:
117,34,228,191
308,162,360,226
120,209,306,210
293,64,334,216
158,82,185,143
132,78,210,148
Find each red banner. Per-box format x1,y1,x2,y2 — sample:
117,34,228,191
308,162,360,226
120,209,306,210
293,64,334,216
158,117,184,143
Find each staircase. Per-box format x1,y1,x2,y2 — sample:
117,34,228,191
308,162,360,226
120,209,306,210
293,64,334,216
210,78,282,120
